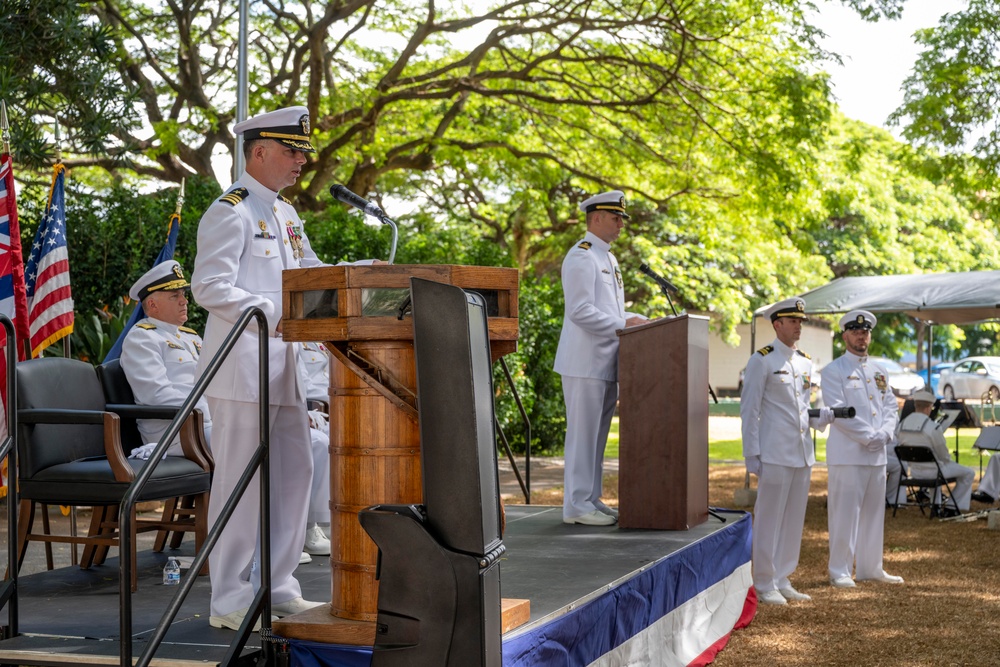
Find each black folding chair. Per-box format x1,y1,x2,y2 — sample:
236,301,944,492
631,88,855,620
893,444,960,519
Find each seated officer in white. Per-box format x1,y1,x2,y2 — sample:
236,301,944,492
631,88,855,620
897,390,974,514
297,341,332,562
121,260,212,459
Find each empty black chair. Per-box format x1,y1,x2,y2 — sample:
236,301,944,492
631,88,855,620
16,357,211,589
893,444,960,519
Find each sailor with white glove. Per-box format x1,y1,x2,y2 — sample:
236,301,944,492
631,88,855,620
741,297,830,606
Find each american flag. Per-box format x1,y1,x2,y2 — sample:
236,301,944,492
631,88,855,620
25,163,74,357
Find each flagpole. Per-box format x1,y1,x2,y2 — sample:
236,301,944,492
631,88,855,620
52,120,78,566
234,0,249,181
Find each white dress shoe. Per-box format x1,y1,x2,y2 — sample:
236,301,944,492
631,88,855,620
209,607,277,631
858,571,904,584
299,551,312,565
563,510,616,526
272,597,325,617
757,589,787,605
319,523,331,540
304,524,331,556
594,500,619,519
778,586,811,601
830,576,856,588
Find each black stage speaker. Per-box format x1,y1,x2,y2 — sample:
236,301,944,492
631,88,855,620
358,277,505,667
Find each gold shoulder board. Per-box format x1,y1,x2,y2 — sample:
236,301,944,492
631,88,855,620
577,241,592,250
757,345,774,356
796,349,812,360
179,326,198,335
137,322,157,330
220,187,249,206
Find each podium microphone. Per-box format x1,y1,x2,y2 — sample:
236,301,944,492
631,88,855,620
329,184,398,265
329,184,385,219
638,262,679,316
638,263,678,294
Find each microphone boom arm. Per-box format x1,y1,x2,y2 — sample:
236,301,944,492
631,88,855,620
380,213,398,265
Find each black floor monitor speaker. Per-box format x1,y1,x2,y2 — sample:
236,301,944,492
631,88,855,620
358,277,505,667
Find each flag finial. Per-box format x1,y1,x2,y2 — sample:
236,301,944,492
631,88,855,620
175,178,186,216
1,101,9,156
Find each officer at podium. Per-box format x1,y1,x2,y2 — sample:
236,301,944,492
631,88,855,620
554,190,647,526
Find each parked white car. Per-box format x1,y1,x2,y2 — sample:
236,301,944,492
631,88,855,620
938,356,1000,401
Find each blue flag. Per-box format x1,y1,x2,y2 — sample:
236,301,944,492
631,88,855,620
103,211,180,363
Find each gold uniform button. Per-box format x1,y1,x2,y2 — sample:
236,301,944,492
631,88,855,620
266,250,271,255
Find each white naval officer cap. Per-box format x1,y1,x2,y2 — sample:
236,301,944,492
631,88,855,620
129,260,190,302
911,390,937,404
234,105,315,153
765,297,807,323
579,190,630,219
840,310,877,331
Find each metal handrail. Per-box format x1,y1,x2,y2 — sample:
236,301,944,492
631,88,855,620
120,306,271,667
0,315,18,638
496,356,532,503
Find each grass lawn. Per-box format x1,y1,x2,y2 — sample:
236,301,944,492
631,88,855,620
605,417,992,468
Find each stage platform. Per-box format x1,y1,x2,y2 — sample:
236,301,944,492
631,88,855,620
0,505,754,666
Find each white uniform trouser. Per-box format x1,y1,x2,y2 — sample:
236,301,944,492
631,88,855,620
885,450,907,506
978,456,1000,499
828,464,887,580
207,399,313,617
561,376,617,519
910,461,975,510
752,463,811,592
308,426,330,524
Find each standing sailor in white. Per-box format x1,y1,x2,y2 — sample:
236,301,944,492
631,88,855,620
121,260,212,459
822,310,904,588
193,106,377,631
554,190,647,526
740,297,833,605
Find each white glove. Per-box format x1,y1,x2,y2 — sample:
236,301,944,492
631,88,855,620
866,430,889,452
745,455,761,476
307,410,330,434
816,407,835,429
128,443,158,460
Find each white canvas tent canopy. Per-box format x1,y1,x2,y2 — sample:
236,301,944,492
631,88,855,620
751,271,1000,371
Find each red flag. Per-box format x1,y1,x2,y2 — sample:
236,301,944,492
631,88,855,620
0,153,31,493
25,163,74,357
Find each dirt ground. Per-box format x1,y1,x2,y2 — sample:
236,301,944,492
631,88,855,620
528,465,1000,667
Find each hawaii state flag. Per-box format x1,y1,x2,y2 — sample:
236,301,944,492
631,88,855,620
0,152,31,494
25,163,74,358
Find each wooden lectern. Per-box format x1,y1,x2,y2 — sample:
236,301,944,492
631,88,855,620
278,264,524,644
617,314,709,530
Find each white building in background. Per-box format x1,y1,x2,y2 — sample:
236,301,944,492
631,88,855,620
709,316,834,397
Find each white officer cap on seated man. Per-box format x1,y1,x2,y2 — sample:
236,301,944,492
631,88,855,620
911,390,937,404
129,260,190,302
765,297,807,323
579,190,630,219
840,310,877,331
233,105,315,153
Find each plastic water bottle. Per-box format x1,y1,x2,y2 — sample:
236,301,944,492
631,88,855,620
163,557,181,586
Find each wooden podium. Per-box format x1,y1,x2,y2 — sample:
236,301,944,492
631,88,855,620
617,314,709,530
278,264,524,644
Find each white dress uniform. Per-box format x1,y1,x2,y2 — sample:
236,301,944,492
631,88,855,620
297,343,331,525
822,351,898,581
192,169,325,618
121,317,212,456
897,411,974,510
554,230,641,520
740,336,823,594
977,457,1000,500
